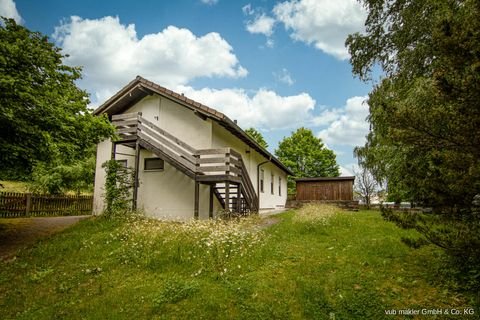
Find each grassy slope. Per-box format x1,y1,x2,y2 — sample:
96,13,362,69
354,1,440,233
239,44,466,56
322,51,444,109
0,181,29,193
0,209,478,319
0,180,93,195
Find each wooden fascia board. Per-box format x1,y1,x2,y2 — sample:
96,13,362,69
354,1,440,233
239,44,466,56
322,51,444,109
94,83,148,116
93,78,141,115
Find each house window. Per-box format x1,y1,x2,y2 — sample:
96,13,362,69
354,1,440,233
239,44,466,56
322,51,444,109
279,177,282,196
271,173,274,195
260,169,264,193
144,157,164,171
116,159,127,168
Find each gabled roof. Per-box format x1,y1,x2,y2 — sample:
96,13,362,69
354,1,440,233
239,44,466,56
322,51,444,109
93,76,293,175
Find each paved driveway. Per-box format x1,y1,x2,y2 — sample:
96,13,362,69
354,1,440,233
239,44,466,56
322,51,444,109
0,216,90,260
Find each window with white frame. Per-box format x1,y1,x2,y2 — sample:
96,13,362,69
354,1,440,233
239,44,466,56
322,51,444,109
260,169,265,193
271,173,274,195
279,176,282,196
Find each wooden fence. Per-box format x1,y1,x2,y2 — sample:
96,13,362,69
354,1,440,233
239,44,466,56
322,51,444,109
0,192,93,218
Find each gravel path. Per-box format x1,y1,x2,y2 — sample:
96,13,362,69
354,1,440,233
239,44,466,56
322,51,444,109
0,216,90,260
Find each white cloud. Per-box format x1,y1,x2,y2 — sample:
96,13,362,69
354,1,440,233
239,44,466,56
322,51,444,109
340,163,359,176
176,85,315,130
200,0,218,6
242,4,255,15
52,16,247,104
243,5,275,48
310,109,342,126
318,96,369,146
273,68,294,86
265,38,274,48
245,13,275,37
200,0,218,5
0,0,23,24
340,165,353,177
273,0,366,60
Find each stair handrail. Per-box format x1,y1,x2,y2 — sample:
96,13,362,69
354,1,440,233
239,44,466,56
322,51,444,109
239,159,258,211
228,149,258,212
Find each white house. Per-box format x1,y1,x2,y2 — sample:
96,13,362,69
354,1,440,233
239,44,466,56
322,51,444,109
92,76,293,220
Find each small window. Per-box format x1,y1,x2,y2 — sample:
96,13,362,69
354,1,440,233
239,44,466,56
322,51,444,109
144,157,164,171
260,169,265,193
116,159,127,168
279,177,282,196
271,173,274,195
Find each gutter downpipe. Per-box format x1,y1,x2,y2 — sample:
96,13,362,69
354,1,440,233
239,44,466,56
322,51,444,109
257,158,271,211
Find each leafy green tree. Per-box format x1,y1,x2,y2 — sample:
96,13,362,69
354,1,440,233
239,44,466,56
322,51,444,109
245,127,268,149
275,128,339,192
347,0,480,268
0,18,113,179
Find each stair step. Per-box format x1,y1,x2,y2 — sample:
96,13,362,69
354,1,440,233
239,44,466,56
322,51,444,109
216,191,242,194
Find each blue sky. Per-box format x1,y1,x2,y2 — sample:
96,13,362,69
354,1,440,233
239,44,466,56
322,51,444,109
2,0,373,175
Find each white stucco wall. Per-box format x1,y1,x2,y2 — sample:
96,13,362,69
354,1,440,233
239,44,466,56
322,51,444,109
93,140,135,215
257,161,288,210
136,149,213,220
93,139,110,215
158,98,212,149
125,95,160,124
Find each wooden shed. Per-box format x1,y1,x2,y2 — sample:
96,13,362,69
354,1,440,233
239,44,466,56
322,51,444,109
295,177,355,201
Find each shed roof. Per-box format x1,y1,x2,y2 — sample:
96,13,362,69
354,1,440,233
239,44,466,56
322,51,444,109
295,176,355,182
93,76,293,175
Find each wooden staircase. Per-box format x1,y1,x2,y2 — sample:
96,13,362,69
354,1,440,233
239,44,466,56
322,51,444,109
111,112,258,217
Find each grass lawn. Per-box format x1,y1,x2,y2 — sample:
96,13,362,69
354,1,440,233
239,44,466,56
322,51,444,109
0,180,29,193
0,180,93,196
0,205,478,319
